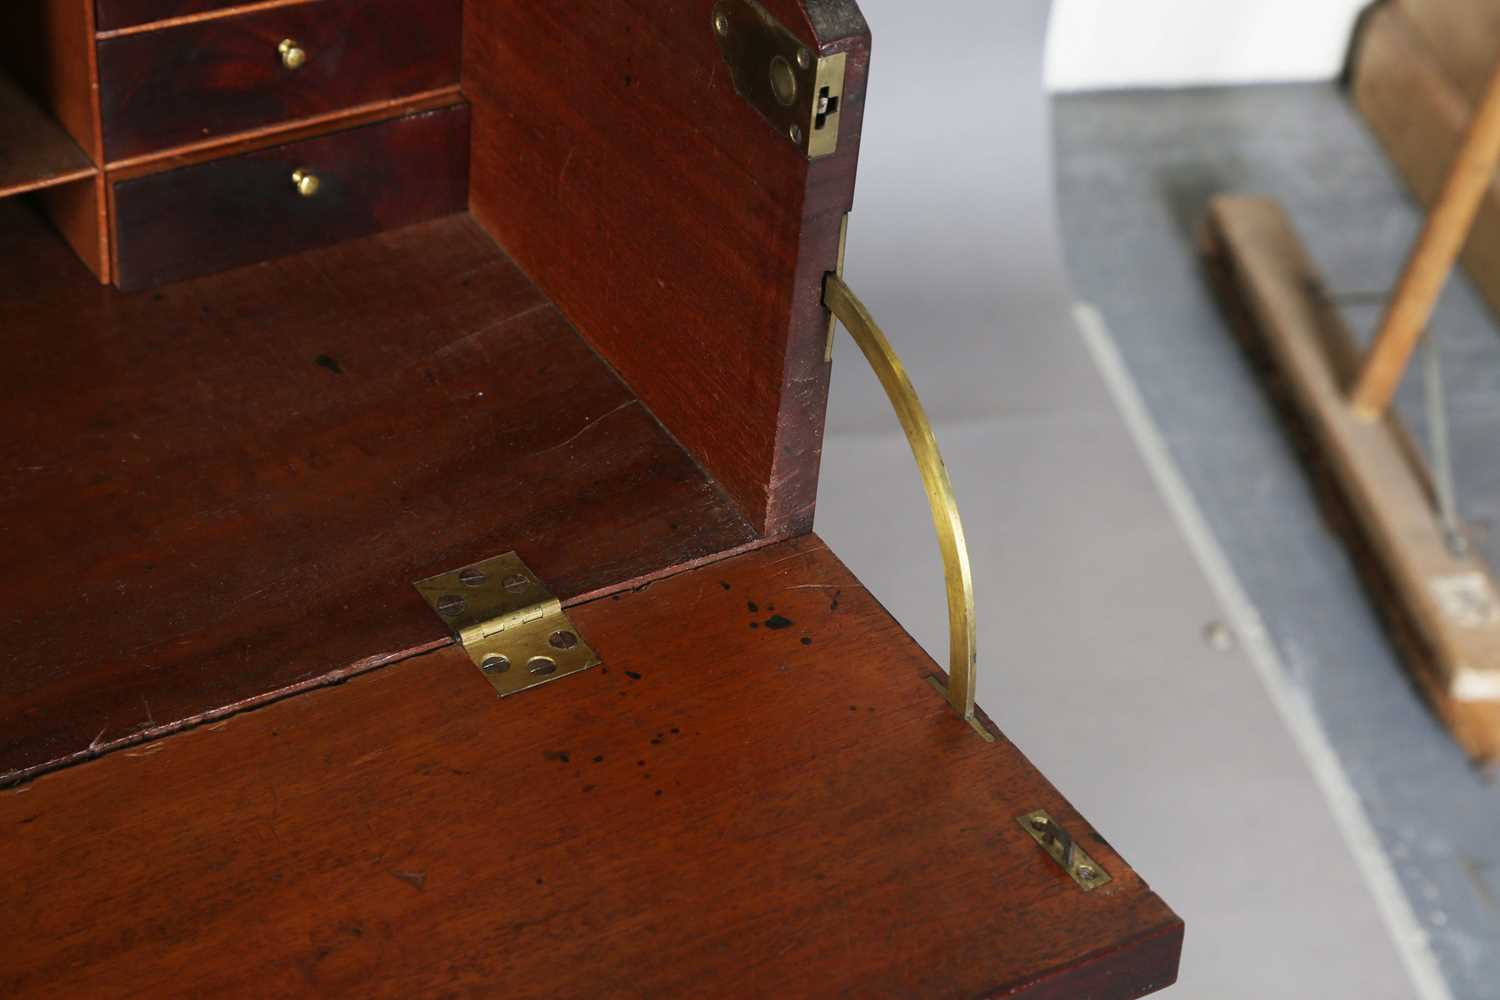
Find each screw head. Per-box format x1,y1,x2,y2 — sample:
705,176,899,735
481,654,510,674
796,47,812,70
502,573,530,594
549,630,579,650
528,656,558,676
713,10,730,36
788,123,804,145
436,594,465,618
458,567,487,587
1076,864,1097,880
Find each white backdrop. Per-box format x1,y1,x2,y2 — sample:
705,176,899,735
1047,0,1371,91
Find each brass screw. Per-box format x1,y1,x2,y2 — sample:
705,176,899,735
788,123,804,145
502,573,530,594
796,48,812,70
1076,864,1098,881
481,654,510,674
549,630,579,650
436,594,465,617
713,10,730,36
278,38,307,70
291,168,320,198
458,568,487,587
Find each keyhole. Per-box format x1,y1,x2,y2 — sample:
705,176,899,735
815,86,840,130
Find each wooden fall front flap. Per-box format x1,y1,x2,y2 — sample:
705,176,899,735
3,536,1182,999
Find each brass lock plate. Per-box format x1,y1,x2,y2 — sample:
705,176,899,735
1017,809,1112,891
414,552,601,697
712,0,847,158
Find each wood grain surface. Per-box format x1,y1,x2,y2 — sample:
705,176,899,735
0,0,104,161
464,0,870,537
97,0,461,161
1,534,1182,999
0,73,95,197
0,203,757,782
112,103,468,289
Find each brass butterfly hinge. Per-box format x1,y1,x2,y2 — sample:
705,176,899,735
415,552,601,697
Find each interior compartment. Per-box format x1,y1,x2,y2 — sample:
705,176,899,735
0,1,867,785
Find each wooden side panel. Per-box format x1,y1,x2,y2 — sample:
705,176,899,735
0,202,758,782
112,104,469,289
1396,0,1500,104
1,535,1181,999
463,0,870,537
1353,2,1500,325
96,0,462,162
0,0,102,161
37,172,109,281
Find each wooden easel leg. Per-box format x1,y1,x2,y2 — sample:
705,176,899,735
1350,59,1500,417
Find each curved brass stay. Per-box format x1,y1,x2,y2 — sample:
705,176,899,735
823,272,991,742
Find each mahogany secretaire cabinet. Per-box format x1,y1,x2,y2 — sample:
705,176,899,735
0,1,1183,996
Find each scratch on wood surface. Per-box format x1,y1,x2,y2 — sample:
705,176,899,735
525,399,638,464
125,742,166,758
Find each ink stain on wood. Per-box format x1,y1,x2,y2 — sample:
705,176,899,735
314,354,343,375
801,637,813,646
390,870,426,891
545,751,571,764
747,601,759,613
764,614,793,630
719,580,732,590
625,670,642,681
749,622,759,629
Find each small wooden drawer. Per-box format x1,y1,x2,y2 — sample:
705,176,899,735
111,103,469,290
97,0,462,163
96,0,247,32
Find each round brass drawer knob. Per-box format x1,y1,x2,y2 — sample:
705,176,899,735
278,38,307,70
291,168,320,198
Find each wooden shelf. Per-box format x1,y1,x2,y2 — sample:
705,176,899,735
0,74,94,198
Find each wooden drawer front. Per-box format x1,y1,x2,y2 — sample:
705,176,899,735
97,0,462,162
112,104,468,290
96,0,251,32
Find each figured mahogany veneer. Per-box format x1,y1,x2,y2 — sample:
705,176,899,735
0,202,758,782
112,103,468,289
464,1,870,538
0,535,1182,999
97,0,462,162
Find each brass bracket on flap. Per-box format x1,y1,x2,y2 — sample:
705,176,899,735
1017,809,1112,891
415,552,601,697
822,249,989,741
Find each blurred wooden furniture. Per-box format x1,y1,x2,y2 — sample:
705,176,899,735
1204,71,1500,760
1353,0,1500,326
0,2,1183,995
